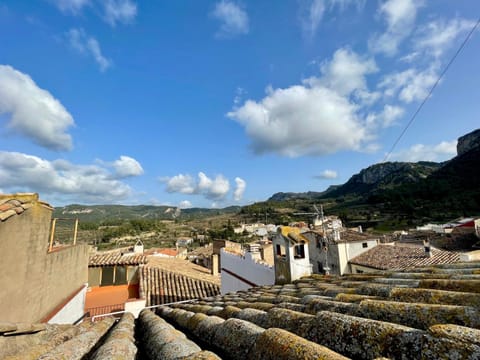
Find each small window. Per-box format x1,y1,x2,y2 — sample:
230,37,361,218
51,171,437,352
362,242,368,248
276,244,286,257
356,269,364,274
115,266,127,285
101,266,114,286
294,244,305,259
318,261,324,273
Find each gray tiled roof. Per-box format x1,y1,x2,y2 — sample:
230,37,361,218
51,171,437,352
2,261,480,359
88,253,148,267
349,244,460,270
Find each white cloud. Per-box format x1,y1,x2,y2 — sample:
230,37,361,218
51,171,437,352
389,140,457,162
161,172,235,201
112,156,144,178
305,48,378,98
50,0,136,26
379,66,438,103
104,0,137,26
67,28,112,72
162,174,196,194
315,170,338,179
299,0,364,38
370,0,423,56
198,172,230,200
229,48,380,157
51,0,90,14
0,151,134,203
300,0,325,39
178,200,192,209
211,1,249,38
0,65,74,151
233,177,246,201
414,18,476,59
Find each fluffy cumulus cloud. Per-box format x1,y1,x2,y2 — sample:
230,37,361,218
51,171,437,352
161,172,246,202
0,152,142,203
370,0,423,56
389,140,457,162
229,48,380,157
233,177,246,201
67,28,112,71
315,169,338,179
211,1,249,38
112,156,144,178
51,0,136,26
0,65,74,151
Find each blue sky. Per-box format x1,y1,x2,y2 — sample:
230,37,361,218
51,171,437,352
0,0,479,208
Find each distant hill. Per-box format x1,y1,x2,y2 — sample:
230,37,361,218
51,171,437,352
53,204,241,223
266,128,480,224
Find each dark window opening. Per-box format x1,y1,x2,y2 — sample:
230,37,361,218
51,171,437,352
101,266,114,286
362,242,368,248
294,244,305,259
276,244,286,257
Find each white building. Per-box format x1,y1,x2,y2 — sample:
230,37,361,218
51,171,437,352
272,226,312,285
220,244,274,294
303,230,379,276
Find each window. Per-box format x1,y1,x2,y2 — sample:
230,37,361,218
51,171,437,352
318,262,324,273
276,244,286,257
115,266,127,285
294,244,305,259
356,269,364,274
362,242,368,248
101,266,114,286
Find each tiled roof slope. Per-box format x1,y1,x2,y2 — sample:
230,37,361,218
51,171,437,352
89,252,148,266
0,193,48,222
153,260,480,359
139,266,220,306
0,314,136,360
3,261,480,359
349,244,460,270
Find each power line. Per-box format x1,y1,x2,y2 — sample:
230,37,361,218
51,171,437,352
383,16,480,162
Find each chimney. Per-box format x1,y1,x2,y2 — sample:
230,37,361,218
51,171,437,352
423,238,432,258
211,254,219,276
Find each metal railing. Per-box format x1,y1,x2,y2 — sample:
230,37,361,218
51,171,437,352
86,303,125,318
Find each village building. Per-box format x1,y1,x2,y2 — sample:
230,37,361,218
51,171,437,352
348,243,461,273
303,229,380,275
86,252,148,317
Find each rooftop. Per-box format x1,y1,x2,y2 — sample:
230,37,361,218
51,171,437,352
3,260,480,359
88,252,148,267
349,244,461,270
147,256,220,285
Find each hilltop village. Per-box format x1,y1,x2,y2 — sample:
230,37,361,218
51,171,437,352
1,192,480,359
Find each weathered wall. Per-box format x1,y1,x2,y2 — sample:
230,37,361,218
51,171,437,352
0,200,89,323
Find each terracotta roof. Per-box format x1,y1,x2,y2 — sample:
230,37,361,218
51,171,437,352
0,193,48,222
3,261,480,359
89,252,148,267
139,266,220,306
147,256,220,285
349,244,461,270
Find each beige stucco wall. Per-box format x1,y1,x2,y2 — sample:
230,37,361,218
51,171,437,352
0,200,89,323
